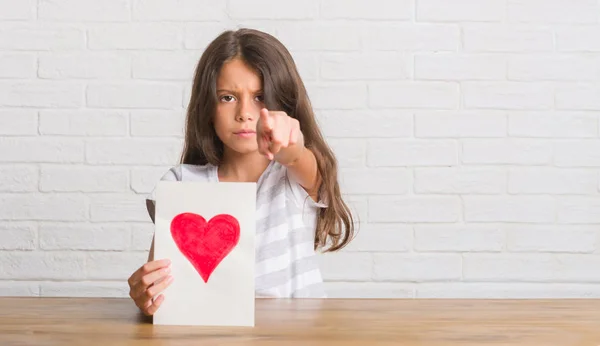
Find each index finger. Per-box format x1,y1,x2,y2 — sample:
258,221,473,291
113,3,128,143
129,259,171,285
259,108,272,130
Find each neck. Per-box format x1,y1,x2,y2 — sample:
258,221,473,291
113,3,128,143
218,150,271,183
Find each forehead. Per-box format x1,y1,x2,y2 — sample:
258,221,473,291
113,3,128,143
216,58,262,90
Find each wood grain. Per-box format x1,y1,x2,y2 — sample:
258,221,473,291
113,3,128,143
1,297,600,345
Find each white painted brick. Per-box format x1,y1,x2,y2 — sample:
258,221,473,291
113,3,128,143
328,139,366,168
183,24,230,50
464,24,553,52
132,52,198,81
90,193,149,222
556,85,600,111
0,281,39,297
464,196,556,223
373,254,462,281
417,283,600,298
290,53,318,82
228,0,317,19
508,55,597,81
0,138,84,163
306,83,367,110
318,110,412,138
87,83,182,109
509,168,597,194
323,282,414,298
130,110,185,137
0,82,83,108
415,111,506,137
506,225,597,253
344,224,412,253
0,0,35,20
39,110,128,136
0,110,37,136
0,194,88,221
0,23,84,50
86,252,147,280
321,0,413,19
509,112,598,138
556,27,600,52
462,139,552,165
554,140,600,167
0,252,85,280
131,223,154,251
40,166,128,192
558,197,600,224
363,24,460,51
0,54,35,78
463,82,553,110
369,196,461,223
133,0,224,21
39,53,130,80
41,281,128,298
369,82,459,109
343,195,369,225
415,53,506,81
86,139,181,165
415,167,506,194
131,166,172,194
508,0,598,24
0,165,39,192
277,23,361,51
39,0,129,21
88,24,181,50
321,53,410,81
368,140,458,167
418,0,505,21
318,252,372,281
0,222,37,250
39,223,130,251
463,254,600,282
339,168,409,195
415,225,504,252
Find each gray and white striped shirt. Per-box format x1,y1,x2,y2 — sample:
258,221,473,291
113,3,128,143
148,160,327,298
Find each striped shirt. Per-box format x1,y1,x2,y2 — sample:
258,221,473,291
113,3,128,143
147,160,327,298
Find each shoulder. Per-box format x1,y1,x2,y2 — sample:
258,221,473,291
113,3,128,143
157,163,215,182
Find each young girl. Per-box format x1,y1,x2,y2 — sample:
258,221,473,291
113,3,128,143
127,28,354,316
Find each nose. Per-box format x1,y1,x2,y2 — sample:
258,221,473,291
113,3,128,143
236,97,255,122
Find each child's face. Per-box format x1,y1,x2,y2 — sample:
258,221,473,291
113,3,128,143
214,58,265,157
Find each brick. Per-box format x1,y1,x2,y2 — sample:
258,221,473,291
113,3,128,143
325,139,366,167
0,165,39,192
556,85,600,111
369,82,459,109
415,53,506,80
0,194,88,221
415,111,507,137
368,140,458,167
464,82,553,110
318,110,412,138
39,110,128,136
323,282,414,298
508,0,598,24
86,139,181,165
506,225,597,253
462,139,552,165
90,193,149,222
321,0,412,19
508,112,598,138
86,252,148,280
133,0,223,20
554,140,600,167
0,82,83,108
363,24,459,51
0,252,85,280
41,281,128,298
39,0,129,21
344,224,412,253
464,24,553,52
0,110,37,136
130,110,185,137
415,167,506,194
0,281,39,297
417,0,505,21
183,24,230,50
0,0,35,20
0,138,84,163
416,283,600,298
228,0,317,19
132,52,198,81
373,254,462,281
306,83,367,110
339,168,410,195
131,166,173,194
318,252,372,281
508,55,597,81
557,27,600,52
39,53,130,79
0,53,35,78
464,196,556,223
39,223,130,251
277,23,361,51
88,24,181,50
369,196,461,223
415,225,504,252
0,222,37,250
291,53,318,81
558,197,600,224
87,83,182,109
509,168,596,194
40,165,128,192
321,53,410,80
0,23,84,50
131,223,154,251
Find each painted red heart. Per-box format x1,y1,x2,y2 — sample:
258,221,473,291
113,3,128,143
170,213,240,283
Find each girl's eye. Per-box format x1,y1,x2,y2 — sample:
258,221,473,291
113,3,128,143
220,95,235,102
255,95,264,102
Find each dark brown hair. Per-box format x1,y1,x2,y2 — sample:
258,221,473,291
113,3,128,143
180,28,354,252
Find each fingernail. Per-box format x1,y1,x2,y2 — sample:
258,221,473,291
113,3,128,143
163,267,171,274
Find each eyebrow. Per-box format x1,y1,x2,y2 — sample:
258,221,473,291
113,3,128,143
217,89,263,94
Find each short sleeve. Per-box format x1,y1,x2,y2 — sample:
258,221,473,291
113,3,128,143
146,166,182,205
286,169,327,210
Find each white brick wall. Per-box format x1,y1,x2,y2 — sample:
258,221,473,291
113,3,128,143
1,0,600,299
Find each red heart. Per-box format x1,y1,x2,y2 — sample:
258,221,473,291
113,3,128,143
170,213,240,283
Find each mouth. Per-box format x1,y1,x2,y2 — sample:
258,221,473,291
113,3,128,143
233,129,256,137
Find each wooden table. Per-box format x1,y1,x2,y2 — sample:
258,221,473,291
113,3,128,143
1,298,600,345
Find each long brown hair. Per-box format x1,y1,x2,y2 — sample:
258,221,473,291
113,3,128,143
180,28,354,252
